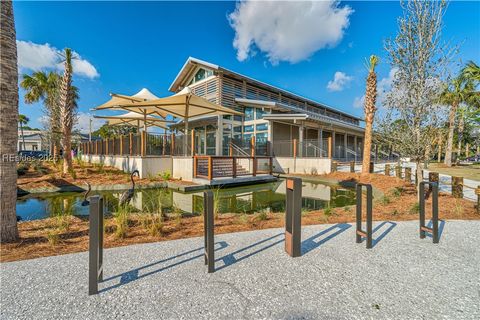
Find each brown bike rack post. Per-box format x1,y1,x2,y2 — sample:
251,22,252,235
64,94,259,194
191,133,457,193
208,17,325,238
285,177,302,257
356,183,373,249
89,195,104,295
204,190,215,273
419,182,439,244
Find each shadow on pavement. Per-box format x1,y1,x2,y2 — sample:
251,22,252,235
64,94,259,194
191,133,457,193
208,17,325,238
301,223,351,255
215,233,284,271
371,221,396,248
426,219,446,242
100,241,228,293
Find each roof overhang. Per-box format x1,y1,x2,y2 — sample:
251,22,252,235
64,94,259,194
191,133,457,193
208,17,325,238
169,57,219,92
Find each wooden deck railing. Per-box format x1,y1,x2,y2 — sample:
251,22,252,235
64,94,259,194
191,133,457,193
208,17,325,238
193,155,273,180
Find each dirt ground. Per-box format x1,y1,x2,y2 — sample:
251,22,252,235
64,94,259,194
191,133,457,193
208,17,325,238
3,172,478,263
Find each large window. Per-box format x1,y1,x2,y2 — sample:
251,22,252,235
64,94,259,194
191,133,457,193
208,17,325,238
189,68,213,85
244,107,254,121
256,108,268,119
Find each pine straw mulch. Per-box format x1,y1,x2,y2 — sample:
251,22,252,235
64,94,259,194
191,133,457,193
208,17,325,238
3,172,478,263
17,161,175,191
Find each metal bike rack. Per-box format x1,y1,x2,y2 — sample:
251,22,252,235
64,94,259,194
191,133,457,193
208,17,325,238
285,177,302,257
356,183,373,249
88,195,104,295
419,182,439,244
203,190,215,273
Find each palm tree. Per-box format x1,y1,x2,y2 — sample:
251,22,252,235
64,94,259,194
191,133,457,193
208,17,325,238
362,55,379,174
460,61,480,82
0,0,20,242
59,48,78,176
439,77,476,166
21,71,61,158
18,114,29,151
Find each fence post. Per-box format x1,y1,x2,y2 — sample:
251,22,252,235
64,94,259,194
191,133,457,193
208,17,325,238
293,139,297,158
369,161,374,173
112,137,117,155
208,156,213,181
252,157,257,177
285,178,302,257
419,182,439,243
105,138,109,155
229,143,233,157
162,135,166,156
119,136,124,155
95,141,99,155
191,129,195,157
356,183,373,249
232,158,237,178
475,186,480,214
269,157,273,175
331,161,337,172
452,176,463,198
384,164,390,176
404,167,412,182
395,165,402,178
203,190,215,273
141,131,146,156
88,195,104,295
327,136,332,159
87,141,90,155
350,161,355,173
129,133,133,155
171,133,175,155
251,135,256,157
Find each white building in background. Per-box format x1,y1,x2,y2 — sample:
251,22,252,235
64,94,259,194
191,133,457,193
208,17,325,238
18,129,46,151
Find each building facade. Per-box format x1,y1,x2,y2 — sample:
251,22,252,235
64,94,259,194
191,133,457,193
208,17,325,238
169,57,365,161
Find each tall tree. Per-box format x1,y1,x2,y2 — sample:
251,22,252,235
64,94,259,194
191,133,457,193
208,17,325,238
460,61,480,82
18,114,29,151
58,48,77,176
21,71,61,158
361,55,379,174
0,0,20,242
439,77,476,166
381,0,453,181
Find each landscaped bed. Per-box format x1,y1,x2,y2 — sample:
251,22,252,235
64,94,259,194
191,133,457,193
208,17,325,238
3,172,478,263
17,160,196,193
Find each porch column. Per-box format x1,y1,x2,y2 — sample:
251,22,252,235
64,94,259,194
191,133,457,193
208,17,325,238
298,123,304,157
267,121,273,156
354,136,358,162
332,130,336,159
318,128,323,157
216,116,222,156
344,133,347,160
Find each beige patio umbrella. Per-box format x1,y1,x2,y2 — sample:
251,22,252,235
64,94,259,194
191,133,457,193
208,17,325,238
94,88,168,131
94,111,173,131
94,87,243,152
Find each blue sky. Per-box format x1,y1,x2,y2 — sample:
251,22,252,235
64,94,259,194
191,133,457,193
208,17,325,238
14,1,480,132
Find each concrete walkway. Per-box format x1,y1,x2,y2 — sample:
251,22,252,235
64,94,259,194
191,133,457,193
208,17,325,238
338,162,479,201
1,220,479,320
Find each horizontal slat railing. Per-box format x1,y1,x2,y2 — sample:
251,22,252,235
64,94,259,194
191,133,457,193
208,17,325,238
193,155,273,180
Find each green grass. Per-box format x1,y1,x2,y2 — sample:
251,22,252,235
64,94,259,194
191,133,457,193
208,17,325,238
428,163,480,181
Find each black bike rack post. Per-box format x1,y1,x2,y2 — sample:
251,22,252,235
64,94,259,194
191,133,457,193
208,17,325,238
203,190,215,273
285,177,302,257
419,182,439,244
88,195,104,295
356,183,373,249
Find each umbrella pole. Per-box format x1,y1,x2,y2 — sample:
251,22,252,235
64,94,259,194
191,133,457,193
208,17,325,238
185,101,189,156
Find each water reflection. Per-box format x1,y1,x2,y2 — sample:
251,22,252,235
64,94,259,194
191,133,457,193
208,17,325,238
16,180,355,221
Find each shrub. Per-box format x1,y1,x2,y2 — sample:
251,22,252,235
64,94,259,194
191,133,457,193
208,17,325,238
113,206,130,239
255,210,268,221
391,187,404,198
379,195,391,205
159,170,171,181
324,206,333,216
46,230,60,246
409,202,420,214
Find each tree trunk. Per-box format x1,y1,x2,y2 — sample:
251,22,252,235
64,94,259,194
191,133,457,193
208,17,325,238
362,118,374,173
0,0,20,242
444,102,458,167
62,128,73,175
437,138,442,162
20,123,26,151
416,160,423,195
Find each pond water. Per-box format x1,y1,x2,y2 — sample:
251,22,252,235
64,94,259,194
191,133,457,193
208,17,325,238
16,180,356,221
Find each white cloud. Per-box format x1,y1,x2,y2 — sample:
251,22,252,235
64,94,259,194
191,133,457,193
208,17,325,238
229,0,353,64
75,112,105,134
352,67,398,109
327,71,353,91
353,95,365,109
17,40,99,79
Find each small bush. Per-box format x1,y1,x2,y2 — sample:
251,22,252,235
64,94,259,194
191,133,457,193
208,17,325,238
46,230,60,246
409,202,420,214
324,206,333,216
113,206,130,239
255,210,268,221
159,170,171,181
391,187,403,198
343,206,352,212
392,209,399,216
379,196,391,205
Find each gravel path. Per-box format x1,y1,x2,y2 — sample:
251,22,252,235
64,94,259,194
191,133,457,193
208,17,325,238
1,220,479,319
